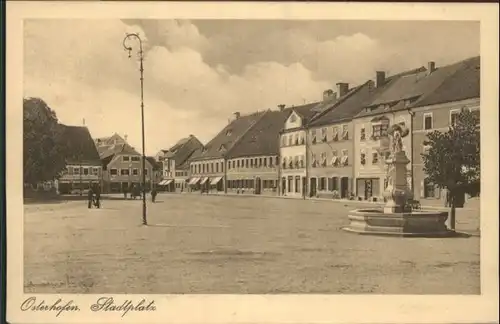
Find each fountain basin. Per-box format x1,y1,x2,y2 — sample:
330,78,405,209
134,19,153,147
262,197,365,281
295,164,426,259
342,209,451,237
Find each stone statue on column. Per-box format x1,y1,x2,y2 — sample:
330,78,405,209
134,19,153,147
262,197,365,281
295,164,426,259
382,122,411,213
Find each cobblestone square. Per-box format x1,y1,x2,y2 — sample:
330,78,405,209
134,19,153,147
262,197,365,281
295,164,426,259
24,194,480,294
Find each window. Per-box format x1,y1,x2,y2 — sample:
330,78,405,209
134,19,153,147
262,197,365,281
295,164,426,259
216,163,219,173
311,129,317,144
287,176,293,193
311,153,318,167
299,132,305,144
341,125,349,140
372,122,389,139
250,159,254,167
450,109,460,126
293,156,299,168
295,176,300,193
321,128,327,142
144,169,148,176
131,156,140,162
93,167,99,175
320,152,327,167
360,126,366,141
281,135,287,147
360,152,366,165
245,159,249,168
332,126,339,141
288,135,293,146
122,156,130,162
423,113,433,130
341,150,348,165
74,167,81,175
328,178,334,191
319,177,327,191
263,158,267,167
220,162,224,172
121,169,129,176
424,178,435,198
372,152,379,164
331,150,338,166
282,157,287,169
294,134,299,145
83,168,89,175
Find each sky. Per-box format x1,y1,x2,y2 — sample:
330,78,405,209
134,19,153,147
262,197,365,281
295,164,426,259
23,19,479,155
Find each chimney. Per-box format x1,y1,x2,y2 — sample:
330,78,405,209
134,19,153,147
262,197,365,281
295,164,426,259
278,104,286,112
234,112,240,119
124,134,128,142
322,89,334,102
336,83,349,97
427,61,436,75
376,71,386,88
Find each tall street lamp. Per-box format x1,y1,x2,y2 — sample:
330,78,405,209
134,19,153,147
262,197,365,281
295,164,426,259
123,33,147,226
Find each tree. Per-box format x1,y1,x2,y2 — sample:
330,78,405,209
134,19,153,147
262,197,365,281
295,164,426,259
23,97,67,187
421,108,480,230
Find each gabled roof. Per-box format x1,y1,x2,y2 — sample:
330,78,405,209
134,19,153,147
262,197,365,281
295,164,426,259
226,110,290,158
413,56,480,107
146,156,162,170
355,56,479,119
99,143,140,159
191,111,267,161
290,102,323,122
308,80,376,127
61,125,101,165
161,135,204,166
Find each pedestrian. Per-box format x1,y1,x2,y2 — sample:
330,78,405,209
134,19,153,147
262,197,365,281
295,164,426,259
87,186,94,209
94,184,101,208
151,187,157,203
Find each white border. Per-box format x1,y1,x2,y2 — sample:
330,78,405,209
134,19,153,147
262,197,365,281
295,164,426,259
6,1,500,323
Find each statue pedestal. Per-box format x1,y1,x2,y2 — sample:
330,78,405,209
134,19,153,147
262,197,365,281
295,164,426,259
383,151,411,213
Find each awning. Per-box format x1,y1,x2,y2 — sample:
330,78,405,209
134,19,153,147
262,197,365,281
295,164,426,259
188,177,200,185
210,176,223,185
200,177,209,185
159,179,173,186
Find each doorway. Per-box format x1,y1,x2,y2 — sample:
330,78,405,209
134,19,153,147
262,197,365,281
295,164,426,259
310,178,317,197
340,177,349,198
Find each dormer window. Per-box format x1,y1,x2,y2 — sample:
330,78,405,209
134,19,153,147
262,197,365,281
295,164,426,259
219,144,227,153
226,129,232,136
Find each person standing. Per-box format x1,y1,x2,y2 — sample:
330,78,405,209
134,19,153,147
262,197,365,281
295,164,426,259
87,185,94,209
94,184,101,208
151,186,157,203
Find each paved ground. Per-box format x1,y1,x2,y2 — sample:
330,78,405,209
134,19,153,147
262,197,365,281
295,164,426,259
24,194,480,294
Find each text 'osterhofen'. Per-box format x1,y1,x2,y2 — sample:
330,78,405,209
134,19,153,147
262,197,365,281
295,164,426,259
90,297,156,317
20,297,80,317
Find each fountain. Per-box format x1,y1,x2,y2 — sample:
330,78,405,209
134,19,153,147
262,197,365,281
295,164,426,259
343,122,451,237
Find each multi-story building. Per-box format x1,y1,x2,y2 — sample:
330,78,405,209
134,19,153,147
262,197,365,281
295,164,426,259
95,133,128,153
156,135,204,192
279,102,323,197
56,125,102,194
410,56,480,206
100,143,155,193
225,110,286,195
306,81,375,199
189,111,267,192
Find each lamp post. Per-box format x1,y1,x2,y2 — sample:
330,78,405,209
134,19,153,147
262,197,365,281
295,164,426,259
123,33,147,226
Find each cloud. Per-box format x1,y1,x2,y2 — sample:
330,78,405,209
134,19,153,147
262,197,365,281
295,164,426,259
23,19,331,154
24,19,479,155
